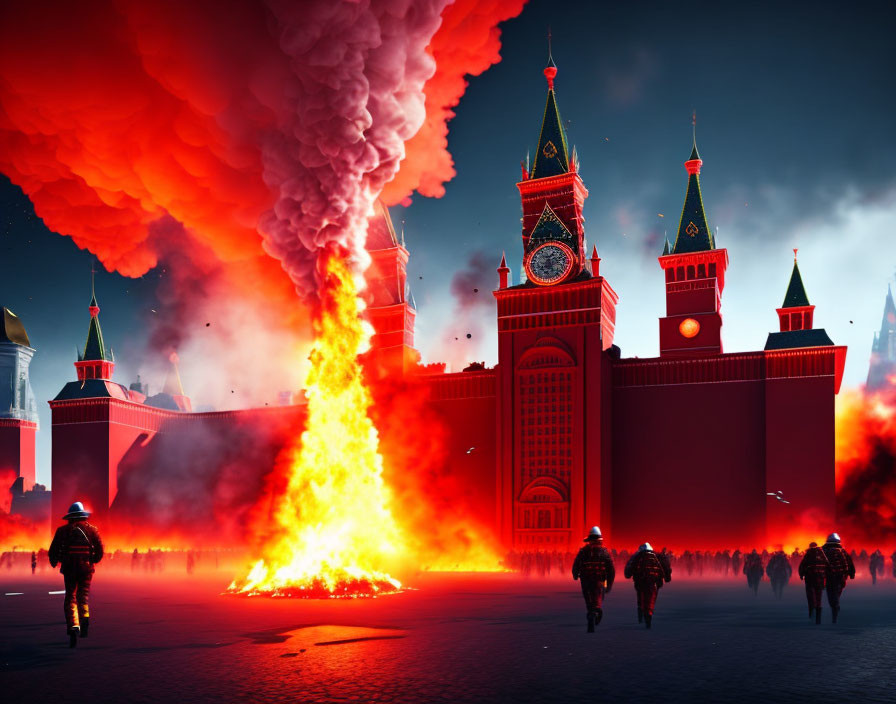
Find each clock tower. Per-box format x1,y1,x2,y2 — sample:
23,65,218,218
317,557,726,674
494,53,617,550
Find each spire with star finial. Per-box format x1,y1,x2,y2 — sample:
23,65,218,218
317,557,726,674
672,114,713,254
530,30,570,180
75,263,115,381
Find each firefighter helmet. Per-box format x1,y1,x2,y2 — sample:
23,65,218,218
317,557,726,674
639,542,653,552
584,526,602,541
827,532,841,544
63,502,90,520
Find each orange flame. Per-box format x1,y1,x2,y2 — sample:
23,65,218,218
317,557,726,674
227,252,403,597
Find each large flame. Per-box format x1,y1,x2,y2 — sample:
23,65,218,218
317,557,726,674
227,252,403,598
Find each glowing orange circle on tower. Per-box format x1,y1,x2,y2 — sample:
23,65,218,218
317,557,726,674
679,318,700,338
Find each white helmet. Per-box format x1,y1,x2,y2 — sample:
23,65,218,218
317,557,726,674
827,532,841,543
639,542,653,552
586,526,602,540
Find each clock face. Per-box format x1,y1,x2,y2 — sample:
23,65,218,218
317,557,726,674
526,242,574,285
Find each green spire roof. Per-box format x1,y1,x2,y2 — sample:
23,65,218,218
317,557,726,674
661,235,671,255
782,261,810,308
530,85,570,180
672,142,713,254
689,141,700,161
80,296,108,362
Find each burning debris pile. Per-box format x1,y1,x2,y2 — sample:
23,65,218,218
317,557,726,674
228,254,403,598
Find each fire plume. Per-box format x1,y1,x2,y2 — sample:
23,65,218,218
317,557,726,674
228,252,402,598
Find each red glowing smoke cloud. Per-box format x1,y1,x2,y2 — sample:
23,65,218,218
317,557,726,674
0,0,527,297
0,0,526,398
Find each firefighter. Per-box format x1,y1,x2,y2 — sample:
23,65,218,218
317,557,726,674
623,543,671,629
821,533,855,624
48,501,104,648
571,526,615,633
798,541,829,624
31,551,37,575
869,549,884,585
742,550,764,595
766,550,792,599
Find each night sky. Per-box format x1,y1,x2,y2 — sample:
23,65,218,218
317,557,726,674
2,0,896,484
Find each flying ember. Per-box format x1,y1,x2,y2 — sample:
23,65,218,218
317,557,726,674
227,251,403,598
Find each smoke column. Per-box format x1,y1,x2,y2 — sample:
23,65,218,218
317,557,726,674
0,0,526,396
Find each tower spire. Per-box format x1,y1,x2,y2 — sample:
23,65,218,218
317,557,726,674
782,253,810,308
672,121,713,254
75,275,114,381
530,40,569,180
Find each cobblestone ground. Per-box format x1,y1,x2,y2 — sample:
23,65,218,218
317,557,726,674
2,571,896,703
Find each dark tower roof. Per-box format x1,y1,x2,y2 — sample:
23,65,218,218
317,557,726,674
530,61,570,180
672,139,714,254
80,295,108,362
366,200,400,251
1,307,31,347
782,260,811,308
881,284,896,335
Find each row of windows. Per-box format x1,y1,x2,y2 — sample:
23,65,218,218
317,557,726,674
520,508,567,529
522,424,571,435
781,311,812,331
520,372,571,386
665,262,718,282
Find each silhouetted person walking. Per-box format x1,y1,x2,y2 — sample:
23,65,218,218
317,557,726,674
798,542,829,624
766,551,792,599
49,502,104,648
572,526,615,632
624,543,671,629
822,533,855,624
869,550,884,585
743,550,764,595
30,551,37,575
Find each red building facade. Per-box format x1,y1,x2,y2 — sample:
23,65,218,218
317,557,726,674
44,58,845,551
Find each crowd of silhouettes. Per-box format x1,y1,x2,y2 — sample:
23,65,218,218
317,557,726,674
504,547,896,584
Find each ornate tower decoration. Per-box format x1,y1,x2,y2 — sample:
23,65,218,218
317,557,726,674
658,123,729,357
517,51,587,287
867,284,896,390
74,278,114,381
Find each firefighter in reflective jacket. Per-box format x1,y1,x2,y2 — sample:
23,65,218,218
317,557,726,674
572,526,615,632
49,502,104,647
798,541,829,624
624,543,672,629
821,533,855,624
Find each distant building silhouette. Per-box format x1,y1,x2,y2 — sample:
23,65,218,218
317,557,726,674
866,285,896,391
